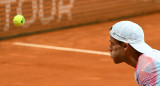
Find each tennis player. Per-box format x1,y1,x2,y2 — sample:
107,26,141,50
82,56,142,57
108,21,160,85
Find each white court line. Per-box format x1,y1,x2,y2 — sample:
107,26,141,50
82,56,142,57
13,42,110,56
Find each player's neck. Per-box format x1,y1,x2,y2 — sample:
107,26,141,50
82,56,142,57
125,50,141,68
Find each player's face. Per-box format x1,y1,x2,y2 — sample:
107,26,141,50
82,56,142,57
108,36,126,64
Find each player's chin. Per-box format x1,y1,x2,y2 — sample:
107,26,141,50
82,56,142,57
113,60,122,64
110,54,121,64
112,57,122,64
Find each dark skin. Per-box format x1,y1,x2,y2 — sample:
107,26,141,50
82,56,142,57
108,36,141,68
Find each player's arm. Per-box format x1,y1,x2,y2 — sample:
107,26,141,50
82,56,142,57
138,63,160,86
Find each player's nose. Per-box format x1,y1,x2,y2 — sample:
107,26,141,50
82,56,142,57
108,45,112,52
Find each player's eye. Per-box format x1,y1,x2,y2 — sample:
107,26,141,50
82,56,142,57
111,42,114,46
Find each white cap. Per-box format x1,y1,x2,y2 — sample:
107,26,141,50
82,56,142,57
110,21,153,54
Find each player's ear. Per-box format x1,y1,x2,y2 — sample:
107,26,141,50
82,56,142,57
121,43,129,50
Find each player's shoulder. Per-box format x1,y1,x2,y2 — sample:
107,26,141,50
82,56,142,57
137,49,160,69
143,49,160,63
136,49,160,86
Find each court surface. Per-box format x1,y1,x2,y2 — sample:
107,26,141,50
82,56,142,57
0,13,160,86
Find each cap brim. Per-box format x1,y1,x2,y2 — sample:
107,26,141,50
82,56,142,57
130,42,153,54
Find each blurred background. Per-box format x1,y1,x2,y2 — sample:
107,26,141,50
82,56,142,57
0,0,160,86
0,0,160,39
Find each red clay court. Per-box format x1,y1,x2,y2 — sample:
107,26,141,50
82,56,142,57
0,12,160,86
